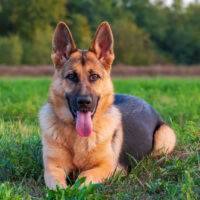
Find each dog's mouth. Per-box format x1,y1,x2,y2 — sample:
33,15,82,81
75,111,93,137
67,97,99,137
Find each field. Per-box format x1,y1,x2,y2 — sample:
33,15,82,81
0,77,199,199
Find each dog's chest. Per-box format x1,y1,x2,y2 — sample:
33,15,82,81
71,135,98,170
72,152,90,170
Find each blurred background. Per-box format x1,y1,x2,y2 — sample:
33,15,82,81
0,0,200,71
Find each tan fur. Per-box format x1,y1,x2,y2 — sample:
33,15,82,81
152,124,176,156
40,102,123,189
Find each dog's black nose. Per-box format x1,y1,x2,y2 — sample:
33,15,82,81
77,95,92,108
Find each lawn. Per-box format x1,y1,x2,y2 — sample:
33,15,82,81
0,77,199,199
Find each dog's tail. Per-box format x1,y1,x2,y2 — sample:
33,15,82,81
152,124,176,156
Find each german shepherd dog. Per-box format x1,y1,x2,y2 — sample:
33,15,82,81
39,21,176,190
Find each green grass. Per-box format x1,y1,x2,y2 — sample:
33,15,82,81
0,77,199,199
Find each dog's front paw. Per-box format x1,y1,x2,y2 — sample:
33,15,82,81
78,171,102,186
44,173,67,190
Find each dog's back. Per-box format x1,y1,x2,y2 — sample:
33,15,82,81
114,94,170,168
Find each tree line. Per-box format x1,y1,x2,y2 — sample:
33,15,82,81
0,0,200,66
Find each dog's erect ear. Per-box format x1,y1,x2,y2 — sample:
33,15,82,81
89,22,114,70
51,22,77,68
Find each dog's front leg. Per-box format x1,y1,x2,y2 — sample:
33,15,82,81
78,158,114,186
43,140,74,190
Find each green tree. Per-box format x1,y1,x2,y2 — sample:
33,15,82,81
0,35,22,65
112,18,155,65
22,26,53,65
66,0,119,32
0,0,67,39
161,1,200,64
120,0,172,63
172,0,183,12
68,14,92,49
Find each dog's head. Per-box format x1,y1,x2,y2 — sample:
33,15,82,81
49,21,115,137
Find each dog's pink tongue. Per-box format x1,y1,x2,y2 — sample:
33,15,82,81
76,111,92,137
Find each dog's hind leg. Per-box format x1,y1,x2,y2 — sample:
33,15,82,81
152,124,176,156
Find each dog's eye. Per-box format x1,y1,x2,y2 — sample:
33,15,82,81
65,73,78,82
89,74,100,82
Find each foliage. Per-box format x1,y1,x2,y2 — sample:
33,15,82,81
68,14,92,49
0,0,67,40
122,0,200,65
0,35,22,65
163,3,200,64
21,27,53,65
66,0,119,32
112,18,155,65
1,0,200,65
0,182,22,200
46,178,106,200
